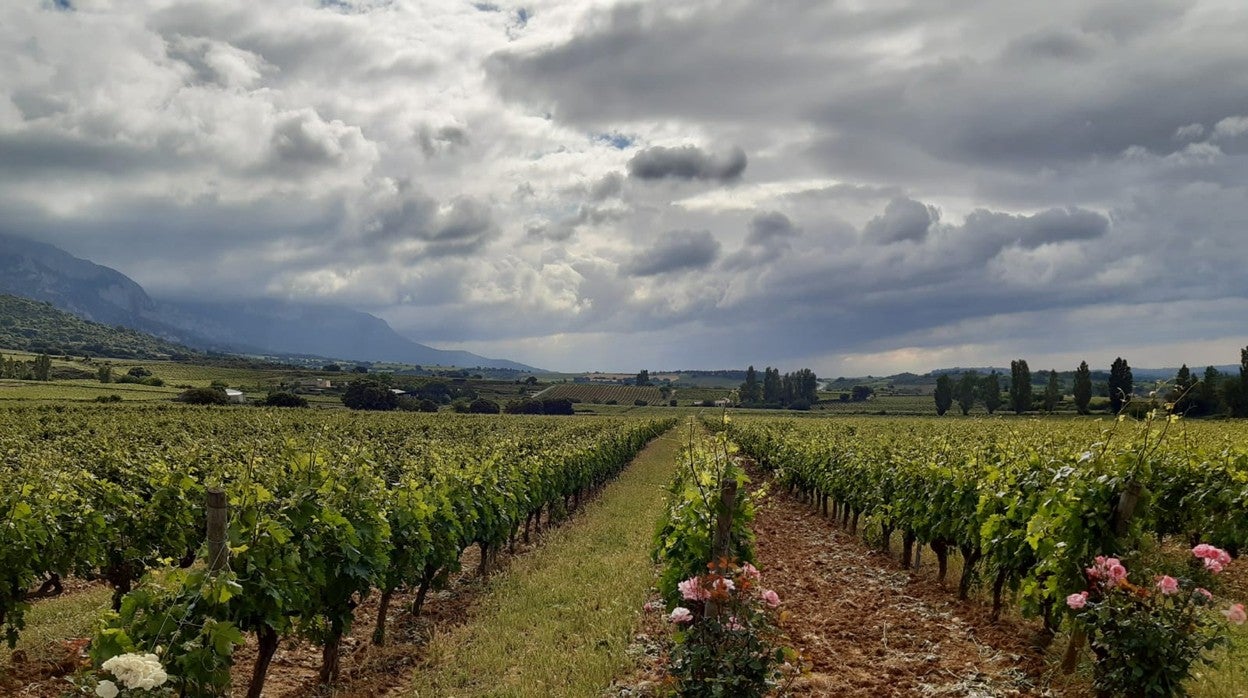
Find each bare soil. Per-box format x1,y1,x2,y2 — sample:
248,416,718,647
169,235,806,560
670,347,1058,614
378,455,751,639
753,481,1050,697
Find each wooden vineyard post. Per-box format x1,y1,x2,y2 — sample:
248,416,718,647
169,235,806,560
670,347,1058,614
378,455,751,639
206,488,229,573
706,478,738,619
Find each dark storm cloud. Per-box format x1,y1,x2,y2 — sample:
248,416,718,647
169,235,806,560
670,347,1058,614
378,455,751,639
863,198,939,244
745,211,799,246
588,172,625,201
961,206,1109,250
621,230,720,276
627,145,747,182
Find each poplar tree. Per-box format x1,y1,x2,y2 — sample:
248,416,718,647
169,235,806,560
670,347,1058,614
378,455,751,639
956,371,978,415
1009,360,1032,414
1108,357,1133,414
1073,361,1093,415
1044,370,1061,413
934,374,953,415
982,372,1002,414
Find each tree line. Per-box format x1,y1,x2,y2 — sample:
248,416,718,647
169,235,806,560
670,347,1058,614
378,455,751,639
932,346,1248,417
739,366,819,409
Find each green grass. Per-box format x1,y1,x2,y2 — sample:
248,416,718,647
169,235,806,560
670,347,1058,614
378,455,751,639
408,426,680,697
1190,621,1248,697
0,584,112,670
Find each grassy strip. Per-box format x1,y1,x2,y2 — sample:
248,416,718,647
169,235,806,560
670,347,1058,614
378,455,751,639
0,584,112,670
408,426,680,697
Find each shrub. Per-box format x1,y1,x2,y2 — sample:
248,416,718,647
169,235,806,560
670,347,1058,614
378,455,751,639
417,398,439,413
178,387,228,405
669,399,678,407
468,398,500,414
126,366,151,378
635,399,649,407
94,394,122,403
341,379,398,411
261,392,308,408
664,561,790,697
787,399,811,411
1067,548,1243,697
142,377,164,387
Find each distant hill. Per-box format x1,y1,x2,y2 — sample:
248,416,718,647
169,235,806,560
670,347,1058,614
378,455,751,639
0,294,199,359
0,233,538,371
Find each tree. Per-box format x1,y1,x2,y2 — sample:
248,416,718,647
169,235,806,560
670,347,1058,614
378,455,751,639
981,372,1002,414
791,368,819,404
635,369,651,386
1191,366,1222,417
1043,370,1061,413
179,387,229,405
739,365,762,404
261,392,308,408
956,371,978,415
1169,365,1194,414
1108,357,1133,414
468,398,500,414
934,374,953,416
1224,346,1248,418
97,364,112,383
1073,361,1093,415
342,379,398,411
322,364,341,372
1009,360,1032,414
850,385,874,402
30,354,52,381
762,368,782,404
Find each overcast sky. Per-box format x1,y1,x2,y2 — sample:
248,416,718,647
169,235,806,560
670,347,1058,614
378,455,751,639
4,0,1248,374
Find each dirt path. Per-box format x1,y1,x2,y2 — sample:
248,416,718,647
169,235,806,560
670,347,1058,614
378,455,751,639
754,483,1047,697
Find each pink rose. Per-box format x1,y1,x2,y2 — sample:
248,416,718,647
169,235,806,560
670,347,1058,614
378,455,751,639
1204,558,1225,574
678,577,709,601
714,578,735,593
1156,575,1179,595
1193,544,1213,558
1108,564,1128,582
1066,592,1088,610
740,563,762,581
726,615,744,631
1222,604,1246,625
761,589,781,608
1195,587,1213,601
669,607,694,624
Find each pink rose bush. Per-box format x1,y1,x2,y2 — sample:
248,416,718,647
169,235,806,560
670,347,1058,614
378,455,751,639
1065,545,1243,696
664,559,792,697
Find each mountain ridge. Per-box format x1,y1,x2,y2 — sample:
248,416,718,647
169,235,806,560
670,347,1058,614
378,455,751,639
0,233,538,371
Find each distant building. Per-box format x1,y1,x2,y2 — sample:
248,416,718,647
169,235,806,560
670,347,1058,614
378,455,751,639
224,389,247,404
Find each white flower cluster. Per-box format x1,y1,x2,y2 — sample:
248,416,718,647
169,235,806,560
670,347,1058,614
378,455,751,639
100,652,168,692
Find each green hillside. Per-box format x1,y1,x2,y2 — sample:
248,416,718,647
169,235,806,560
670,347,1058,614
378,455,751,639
0,294,199,359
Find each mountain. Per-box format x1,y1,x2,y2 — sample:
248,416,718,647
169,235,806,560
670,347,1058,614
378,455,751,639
0,294,199,359
154,297,536,370
0,233,537,371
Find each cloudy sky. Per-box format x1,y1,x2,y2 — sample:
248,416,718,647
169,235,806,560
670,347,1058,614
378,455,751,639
4,0,1248,374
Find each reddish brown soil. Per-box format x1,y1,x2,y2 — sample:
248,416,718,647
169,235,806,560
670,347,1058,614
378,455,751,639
753,482,1051,697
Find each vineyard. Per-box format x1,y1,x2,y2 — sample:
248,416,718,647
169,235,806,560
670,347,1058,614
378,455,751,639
0,405,674,696
536,382,669,405
723,415,1248,616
